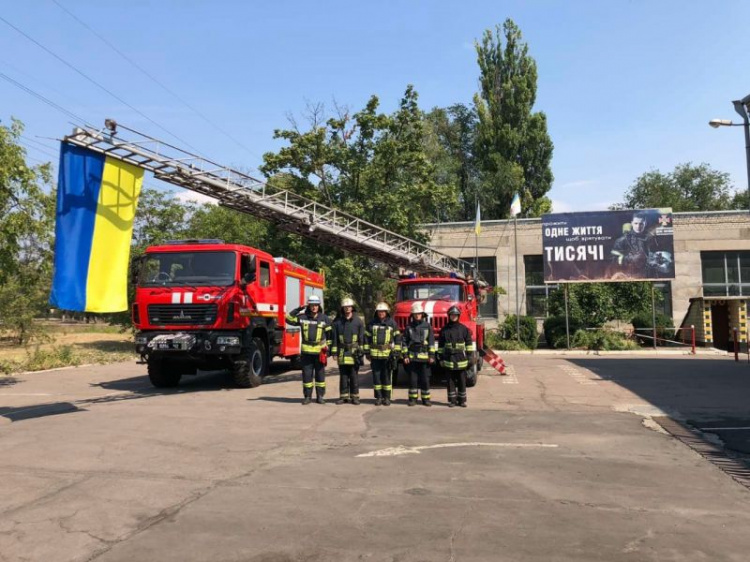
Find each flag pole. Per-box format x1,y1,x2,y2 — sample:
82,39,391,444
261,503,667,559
514,214,520,342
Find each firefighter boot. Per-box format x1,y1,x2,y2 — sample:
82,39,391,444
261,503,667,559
352,395,361,405
374,398,382,406
302,397,312,405
336,397,350,405
316,396,326,404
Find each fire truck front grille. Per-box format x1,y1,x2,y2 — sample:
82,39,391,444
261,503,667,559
148,304,218,325
431,315,447,334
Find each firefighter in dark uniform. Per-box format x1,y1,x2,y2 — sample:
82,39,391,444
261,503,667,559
364,302,401,406
285,295,331,405
438,305,476,408
331,297,366,405
402,302,435,406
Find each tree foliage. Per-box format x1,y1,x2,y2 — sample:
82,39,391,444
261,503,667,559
616,162,744,212
548,282,655,328
473,19,554,219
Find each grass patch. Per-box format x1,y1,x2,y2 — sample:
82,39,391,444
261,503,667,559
0,338,136,375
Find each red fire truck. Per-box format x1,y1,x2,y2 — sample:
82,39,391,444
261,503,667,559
131,239,324,389
393,272,486,387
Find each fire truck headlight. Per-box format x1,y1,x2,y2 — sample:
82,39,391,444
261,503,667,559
135,336,148,345
216,336,240,346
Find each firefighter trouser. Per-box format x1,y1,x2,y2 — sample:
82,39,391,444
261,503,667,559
371,358,391,400
407,361,431,402
301,354,326,398
339,364,359,400
447,369,467,405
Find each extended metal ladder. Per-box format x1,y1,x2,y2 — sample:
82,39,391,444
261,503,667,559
64,120,475,276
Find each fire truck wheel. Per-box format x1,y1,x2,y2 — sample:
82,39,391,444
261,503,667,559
147,359,182,388
467,361,479,387
232,338,265,388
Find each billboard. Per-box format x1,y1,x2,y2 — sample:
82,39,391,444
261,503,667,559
542,208,675,282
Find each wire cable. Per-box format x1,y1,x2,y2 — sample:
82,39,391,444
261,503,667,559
0,71,88,125
0,14,205,155
52,0,262,166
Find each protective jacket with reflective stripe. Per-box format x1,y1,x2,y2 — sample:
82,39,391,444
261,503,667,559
403,317,435,362
364,317,402,359
285,307,331,355
437,320,475,370
331,314,365,365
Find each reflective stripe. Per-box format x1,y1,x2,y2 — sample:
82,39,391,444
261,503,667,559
315,381,326,387
383,385,393,391
374,385,383,390
303,382,314,388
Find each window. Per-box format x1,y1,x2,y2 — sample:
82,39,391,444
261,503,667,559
260,261,272,288
139,251,235,287
654,282,672,318
701,251,750,297
524,255,558,318
396,283,464,302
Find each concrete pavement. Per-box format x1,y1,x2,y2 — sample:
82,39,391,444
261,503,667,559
1,354,750,561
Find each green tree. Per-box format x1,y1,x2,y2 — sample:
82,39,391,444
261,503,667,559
548,282,656,328
0,117,56,342
261,86,457,314
616,163,738,211
425,104,480,221
132,188,196,251
474,19,554,219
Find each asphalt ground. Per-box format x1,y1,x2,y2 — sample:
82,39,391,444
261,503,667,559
1,354,750,561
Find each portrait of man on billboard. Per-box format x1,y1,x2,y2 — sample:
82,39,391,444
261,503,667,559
611,211,673,278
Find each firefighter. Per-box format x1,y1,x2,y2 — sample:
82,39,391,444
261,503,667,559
285,295,332,405
364,302,401,406
438,305,476,408
331,297,365,405
402,302,435,406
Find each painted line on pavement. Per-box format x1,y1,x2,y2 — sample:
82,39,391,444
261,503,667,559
357,442,558,458
502,364,518,384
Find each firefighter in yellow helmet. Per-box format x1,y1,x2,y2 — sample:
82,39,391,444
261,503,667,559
331,297,365,405
285,294,332,405
364,302,401,405
402,301,435,406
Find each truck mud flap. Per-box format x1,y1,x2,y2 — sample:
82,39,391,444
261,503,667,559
480,346,507,375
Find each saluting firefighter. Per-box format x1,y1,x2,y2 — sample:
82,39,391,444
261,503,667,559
331,298,366,405
402,302,436,406
438,305,476,408
364,302,401,406
285,295,332,405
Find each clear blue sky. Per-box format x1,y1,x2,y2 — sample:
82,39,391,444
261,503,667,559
2,0,749,213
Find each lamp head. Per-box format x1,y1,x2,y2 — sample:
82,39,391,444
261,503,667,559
708,119,733,128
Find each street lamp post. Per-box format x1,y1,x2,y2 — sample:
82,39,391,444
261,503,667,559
709,93,750,212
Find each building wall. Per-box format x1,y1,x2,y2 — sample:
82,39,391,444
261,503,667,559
426,211,750,330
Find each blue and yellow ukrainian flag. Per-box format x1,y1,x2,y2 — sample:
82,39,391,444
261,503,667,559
49,143,143,312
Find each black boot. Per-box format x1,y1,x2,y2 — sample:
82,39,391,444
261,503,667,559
351,396,361,405
302,396,312,405
336,397,350,405
448,401,456,408
374,397,382,406
408,399,416,407
423,399,432,407
316,396,326,404
459,402,467,408
383,398,391,406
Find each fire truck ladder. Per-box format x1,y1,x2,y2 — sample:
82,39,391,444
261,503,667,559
63,120,475,277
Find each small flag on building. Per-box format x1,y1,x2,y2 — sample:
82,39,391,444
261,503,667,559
474,202,481,235
510,192,521,218
49,143,143,313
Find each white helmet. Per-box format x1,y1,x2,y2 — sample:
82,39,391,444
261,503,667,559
375,302,390,312
341,297,355,308
307,295,321,305
410,302,424,314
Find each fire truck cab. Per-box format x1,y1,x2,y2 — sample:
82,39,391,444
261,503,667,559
131,240,324,389
393,273,486,387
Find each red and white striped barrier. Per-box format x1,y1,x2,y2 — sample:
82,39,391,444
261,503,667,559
481,347,507,375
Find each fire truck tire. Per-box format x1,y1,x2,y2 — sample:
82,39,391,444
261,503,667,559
467,361,480,387
232,338,264,388
147,359,182,388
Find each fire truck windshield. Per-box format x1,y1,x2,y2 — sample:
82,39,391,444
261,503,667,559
139,251,236,287
397,283,463,302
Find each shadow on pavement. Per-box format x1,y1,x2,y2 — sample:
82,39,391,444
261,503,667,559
1,402,85,422
568,357,750,458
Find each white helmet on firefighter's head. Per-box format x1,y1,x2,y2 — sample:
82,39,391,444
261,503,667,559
410,302,424,315
341,297,355,308
375,302,390,313
307,295,321,306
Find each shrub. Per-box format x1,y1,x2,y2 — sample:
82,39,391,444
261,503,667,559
631,312,674,346
543,315,583,349
501,315,538,349
571,329,638,351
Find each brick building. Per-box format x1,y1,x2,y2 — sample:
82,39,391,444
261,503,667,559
426,210,750,350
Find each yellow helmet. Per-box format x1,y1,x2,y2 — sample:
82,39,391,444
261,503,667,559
375,302,390,312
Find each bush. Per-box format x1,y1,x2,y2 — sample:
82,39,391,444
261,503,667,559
500,315,538,349
631,312,674,346
543,315,583,349
571,329,638,351
484,329,528,351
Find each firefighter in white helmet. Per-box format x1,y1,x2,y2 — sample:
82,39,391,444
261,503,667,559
364,302,401,405
402,301,435,406
285,294,331,404
331,297,365,405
